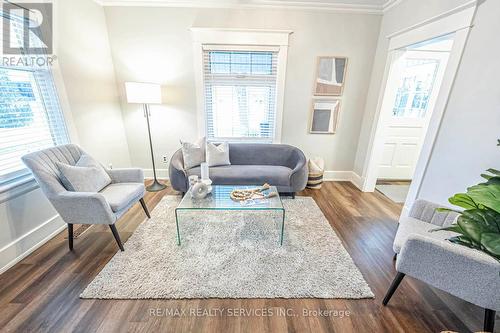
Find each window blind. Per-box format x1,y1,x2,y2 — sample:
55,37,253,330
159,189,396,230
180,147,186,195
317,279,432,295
202,48,278,142
0,11,69,184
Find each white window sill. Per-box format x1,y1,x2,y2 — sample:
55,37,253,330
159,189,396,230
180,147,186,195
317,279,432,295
0,174,39,204
208,138,275,144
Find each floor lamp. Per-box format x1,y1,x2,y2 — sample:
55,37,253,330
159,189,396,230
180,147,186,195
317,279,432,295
125,82,166,192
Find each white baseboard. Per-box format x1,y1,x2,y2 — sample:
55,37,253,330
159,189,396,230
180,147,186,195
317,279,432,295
323,170,364,190
323,170,352,181
349,172,364,190
0,215,65,275
143,168,364,189
144,168,169,180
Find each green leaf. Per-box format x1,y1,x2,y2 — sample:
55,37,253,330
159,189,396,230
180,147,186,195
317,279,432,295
448,235,476,249
461,210,499,233
435,207,462,214
456,215,484,245
467,184,500,214
480,233,500,259
486,168,500,176
448,193,478,210
481,173,493,181
484,176,500,186
431,224,463,234
480,208,500,232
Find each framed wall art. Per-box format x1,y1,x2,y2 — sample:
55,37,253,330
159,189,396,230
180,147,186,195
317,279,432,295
313,56,348,96
309,99,341,134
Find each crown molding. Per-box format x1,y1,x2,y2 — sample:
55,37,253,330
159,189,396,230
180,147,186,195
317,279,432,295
94,0,385,14
382,0,403,12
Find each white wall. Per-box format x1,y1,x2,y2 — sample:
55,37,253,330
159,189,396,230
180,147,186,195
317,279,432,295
55,0,131,167
0,0,129,273
417,0,500,207
353,0,500,207
353,0,472,177
103,7,381,176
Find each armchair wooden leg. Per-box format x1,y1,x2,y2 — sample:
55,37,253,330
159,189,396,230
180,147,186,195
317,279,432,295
67,224,73,251
484,309,496,332
139,198,151,218
109,224,124,252
382,272,406,305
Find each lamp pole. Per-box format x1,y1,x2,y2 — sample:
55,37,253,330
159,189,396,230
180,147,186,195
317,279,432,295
144,104,166,192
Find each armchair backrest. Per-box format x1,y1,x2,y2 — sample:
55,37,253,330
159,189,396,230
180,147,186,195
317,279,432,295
21,144,85,199
409,199,459,227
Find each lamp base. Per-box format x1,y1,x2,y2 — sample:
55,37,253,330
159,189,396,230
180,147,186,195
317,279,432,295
146,179,167,192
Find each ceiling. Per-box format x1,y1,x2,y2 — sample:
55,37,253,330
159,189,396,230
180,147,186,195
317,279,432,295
95,0,403,14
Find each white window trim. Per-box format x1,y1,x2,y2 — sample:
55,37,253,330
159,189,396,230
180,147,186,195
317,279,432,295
191,28,292,143
0,0,79,202
0,61,79,203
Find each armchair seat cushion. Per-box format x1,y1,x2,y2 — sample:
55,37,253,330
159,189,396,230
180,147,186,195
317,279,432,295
393,216,459,253
100,183,145,212
187,165,293,186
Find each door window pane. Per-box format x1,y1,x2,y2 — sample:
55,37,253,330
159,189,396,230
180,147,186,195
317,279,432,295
392,59,439,118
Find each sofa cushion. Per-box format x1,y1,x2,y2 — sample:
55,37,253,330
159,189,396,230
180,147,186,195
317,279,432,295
393,216,459,253
187,165,292,186
206,142,231,167
181,137,206,169
99,183,145,212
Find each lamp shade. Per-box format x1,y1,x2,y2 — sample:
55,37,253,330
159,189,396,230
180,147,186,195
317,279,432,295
125,82,162,104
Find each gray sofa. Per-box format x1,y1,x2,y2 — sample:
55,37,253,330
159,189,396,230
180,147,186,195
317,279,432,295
169,143,308,196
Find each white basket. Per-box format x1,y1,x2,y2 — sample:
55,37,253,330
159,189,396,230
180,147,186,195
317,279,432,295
307,157,325,189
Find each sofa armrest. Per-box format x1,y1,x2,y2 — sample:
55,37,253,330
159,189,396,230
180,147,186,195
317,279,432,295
51,192,116,225
289,149,308,192
107,168,144,183
397,234,500,310
169,149,188,192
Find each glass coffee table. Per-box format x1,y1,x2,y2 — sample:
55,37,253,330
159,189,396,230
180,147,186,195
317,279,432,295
175,185,286,246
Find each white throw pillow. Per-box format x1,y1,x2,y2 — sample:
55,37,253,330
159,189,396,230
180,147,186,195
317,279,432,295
181,137,206,169
57,154,111,192
206,142,231,167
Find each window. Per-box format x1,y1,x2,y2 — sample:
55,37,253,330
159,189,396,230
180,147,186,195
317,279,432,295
392,58,440,118
202,48,278,142
0,12,69,185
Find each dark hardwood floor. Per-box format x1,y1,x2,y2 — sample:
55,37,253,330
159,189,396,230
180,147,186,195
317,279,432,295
0,181,495,332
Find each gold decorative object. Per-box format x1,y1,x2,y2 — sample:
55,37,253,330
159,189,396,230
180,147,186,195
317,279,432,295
230,183,277,201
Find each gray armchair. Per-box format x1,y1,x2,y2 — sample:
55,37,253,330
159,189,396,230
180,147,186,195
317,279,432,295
21,144,150,252
383,200,500,332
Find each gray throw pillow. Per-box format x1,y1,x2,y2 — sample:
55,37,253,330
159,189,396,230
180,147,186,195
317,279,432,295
57,154,111,192
206,142,231,167
181,137,206,169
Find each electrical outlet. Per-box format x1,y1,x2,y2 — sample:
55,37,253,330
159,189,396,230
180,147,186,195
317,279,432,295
162,155,169,164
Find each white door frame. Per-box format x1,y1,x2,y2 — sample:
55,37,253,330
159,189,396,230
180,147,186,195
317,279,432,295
377,50,449,180
359,0,478,217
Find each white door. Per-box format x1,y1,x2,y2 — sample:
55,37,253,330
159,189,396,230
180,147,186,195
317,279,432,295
378,51,449,180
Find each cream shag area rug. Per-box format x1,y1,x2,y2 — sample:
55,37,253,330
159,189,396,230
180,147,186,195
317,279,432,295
80,196,374,299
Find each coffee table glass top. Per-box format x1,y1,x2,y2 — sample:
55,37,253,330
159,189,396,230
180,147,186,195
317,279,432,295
177,185,284,210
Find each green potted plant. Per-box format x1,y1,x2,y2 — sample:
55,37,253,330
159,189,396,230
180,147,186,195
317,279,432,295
434,141,500,261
